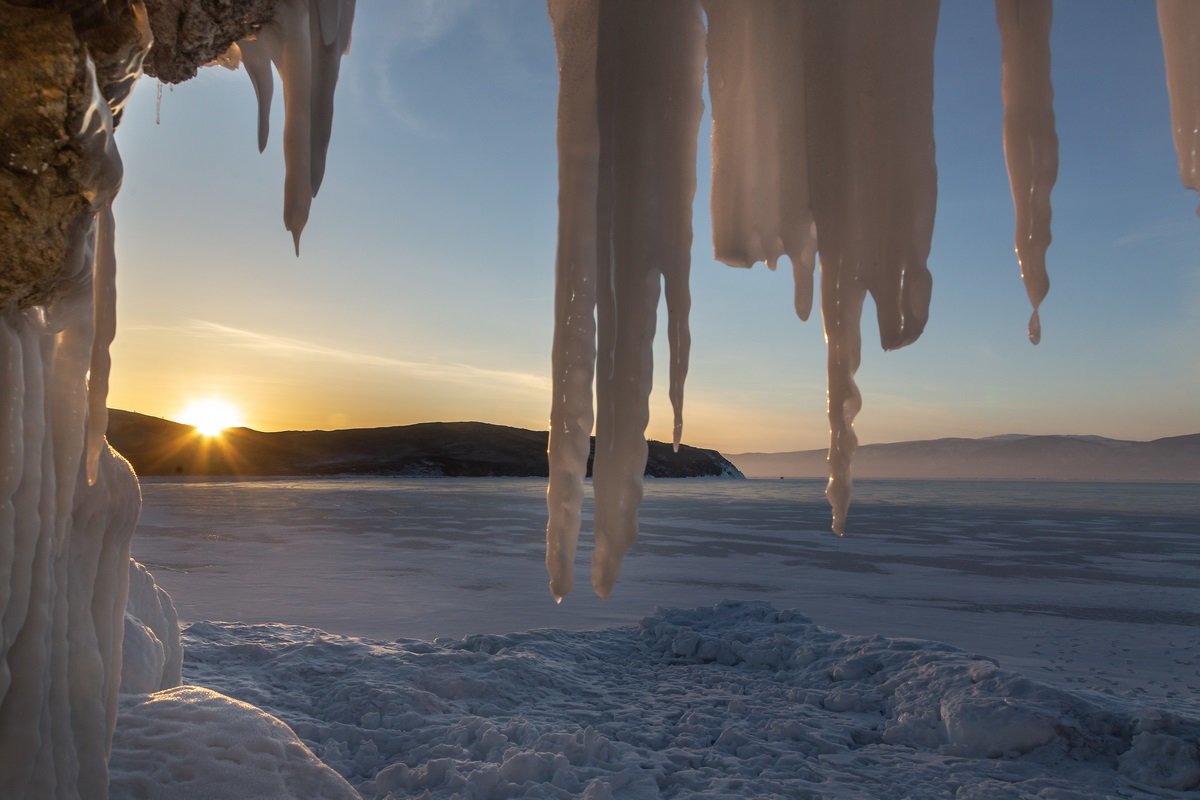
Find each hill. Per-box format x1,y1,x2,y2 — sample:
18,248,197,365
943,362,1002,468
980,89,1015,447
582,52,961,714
105,410,744,479
727,434,1200,481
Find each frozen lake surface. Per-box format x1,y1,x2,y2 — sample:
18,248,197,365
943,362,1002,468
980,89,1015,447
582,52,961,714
123,477,1200,797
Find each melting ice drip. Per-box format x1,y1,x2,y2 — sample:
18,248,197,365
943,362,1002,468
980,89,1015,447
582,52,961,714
545,0,1200,601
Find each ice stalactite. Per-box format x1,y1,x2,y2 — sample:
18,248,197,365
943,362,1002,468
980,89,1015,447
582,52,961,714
704,0,818,321
997,0,1058,346
1158,0,1200,209
546,0,705,600
545,0,599,603
804,1,940,533
591,0,705,598
234,0,356,253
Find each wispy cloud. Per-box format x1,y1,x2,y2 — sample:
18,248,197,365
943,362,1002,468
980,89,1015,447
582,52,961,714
147,320,550,394
349,0,476,135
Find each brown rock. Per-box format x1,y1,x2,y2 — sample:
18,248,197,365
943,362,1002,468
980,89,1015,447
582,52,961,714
0,2,92,308
141,0,278,84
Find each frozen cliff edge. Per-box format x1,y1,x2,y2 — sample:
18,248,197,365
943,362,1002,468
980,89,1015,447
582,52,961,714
170,601,1198,799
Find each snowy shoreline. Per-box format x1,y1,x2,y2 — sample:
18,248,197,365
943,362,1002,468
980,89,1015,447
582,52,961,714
112,602,1200,798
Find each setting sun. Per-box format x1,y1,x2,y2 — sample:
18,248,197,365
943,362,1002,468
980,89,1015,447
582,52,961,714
178,397,244,437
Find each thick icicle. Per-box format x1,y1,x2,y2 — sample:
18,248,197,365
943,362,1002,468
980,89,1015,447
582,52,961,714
803,0,939,533
997,0,1058,345
1158,1,1200,208
590,0,705,598
704,0,817,320
545,0,599,602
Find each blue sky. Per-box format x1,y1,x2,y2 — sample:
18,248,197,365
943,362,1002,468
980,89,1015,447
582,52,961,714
109,1,1200,452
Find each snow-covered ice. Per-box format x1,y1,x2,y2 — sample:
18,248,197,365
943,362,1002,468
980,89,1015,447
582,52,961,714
124,477,1200,797
165,602,1200,798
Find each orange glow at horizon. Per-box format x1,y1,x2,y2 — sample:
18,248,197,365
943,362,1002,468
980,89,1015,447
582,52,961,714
177,397,245,437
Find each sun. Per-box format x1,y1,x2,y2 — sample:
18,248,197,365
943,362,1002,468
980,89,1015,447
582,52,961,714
178,397,245,437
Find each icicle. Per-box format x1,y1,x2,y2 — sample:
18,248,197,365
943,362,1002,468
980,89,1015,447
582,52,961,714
85,200,117,486
704,0,817,320
545,0,599,602
234,0,354,252
308,0,355,194
154,80,162,125
238,38,275,153
588,0,705,598
803,0,939,533
1157,1,1200,210
997,0,1057,345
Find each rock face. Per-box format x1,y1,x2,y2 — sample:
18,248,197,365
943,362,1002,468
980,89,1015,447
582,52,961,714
106,409,746,479
140,0,277,83
0,4,95,308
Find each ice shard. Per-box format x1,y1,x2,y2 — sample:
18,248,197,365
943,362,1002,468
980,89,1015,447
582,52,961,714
997,0,1058,345
1158,0,1200,208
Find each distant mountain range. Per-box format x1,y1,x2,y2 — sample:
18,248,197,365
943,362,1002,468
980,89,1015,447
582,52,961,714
106,410,744,479
727,434,1200,481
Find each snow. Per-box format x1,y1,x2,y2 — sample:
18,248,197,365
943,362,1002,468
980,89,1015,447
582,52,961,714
153,601,1199,798
123,474,1200,797
109,686,358,800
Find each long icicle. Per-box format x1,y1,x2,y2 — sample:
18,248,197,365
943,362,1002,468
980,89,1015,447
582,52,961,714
545,0,599,602
591,0,705,598
803,0,939,533
997,0,1058,345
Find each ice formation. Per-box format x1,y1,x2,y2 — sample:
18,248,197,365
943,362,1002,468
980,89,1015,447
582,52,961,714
997,0,1058,345
1159,0,1200,207
546,0,938,597
0,23,146,797
233,0,356,254
546,0,706,600
0,0,358,795
545,0,1200,595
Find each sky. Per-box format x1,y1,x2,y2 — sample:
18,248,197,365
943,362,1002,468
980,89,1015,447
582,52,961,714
108,1,1200,454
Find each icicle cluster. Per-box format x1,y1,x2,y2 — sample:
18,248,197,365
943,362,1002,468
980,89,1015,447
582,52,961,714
232,0,356,253
0,43,143,800
547,0,1200,597
546,0,937,599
